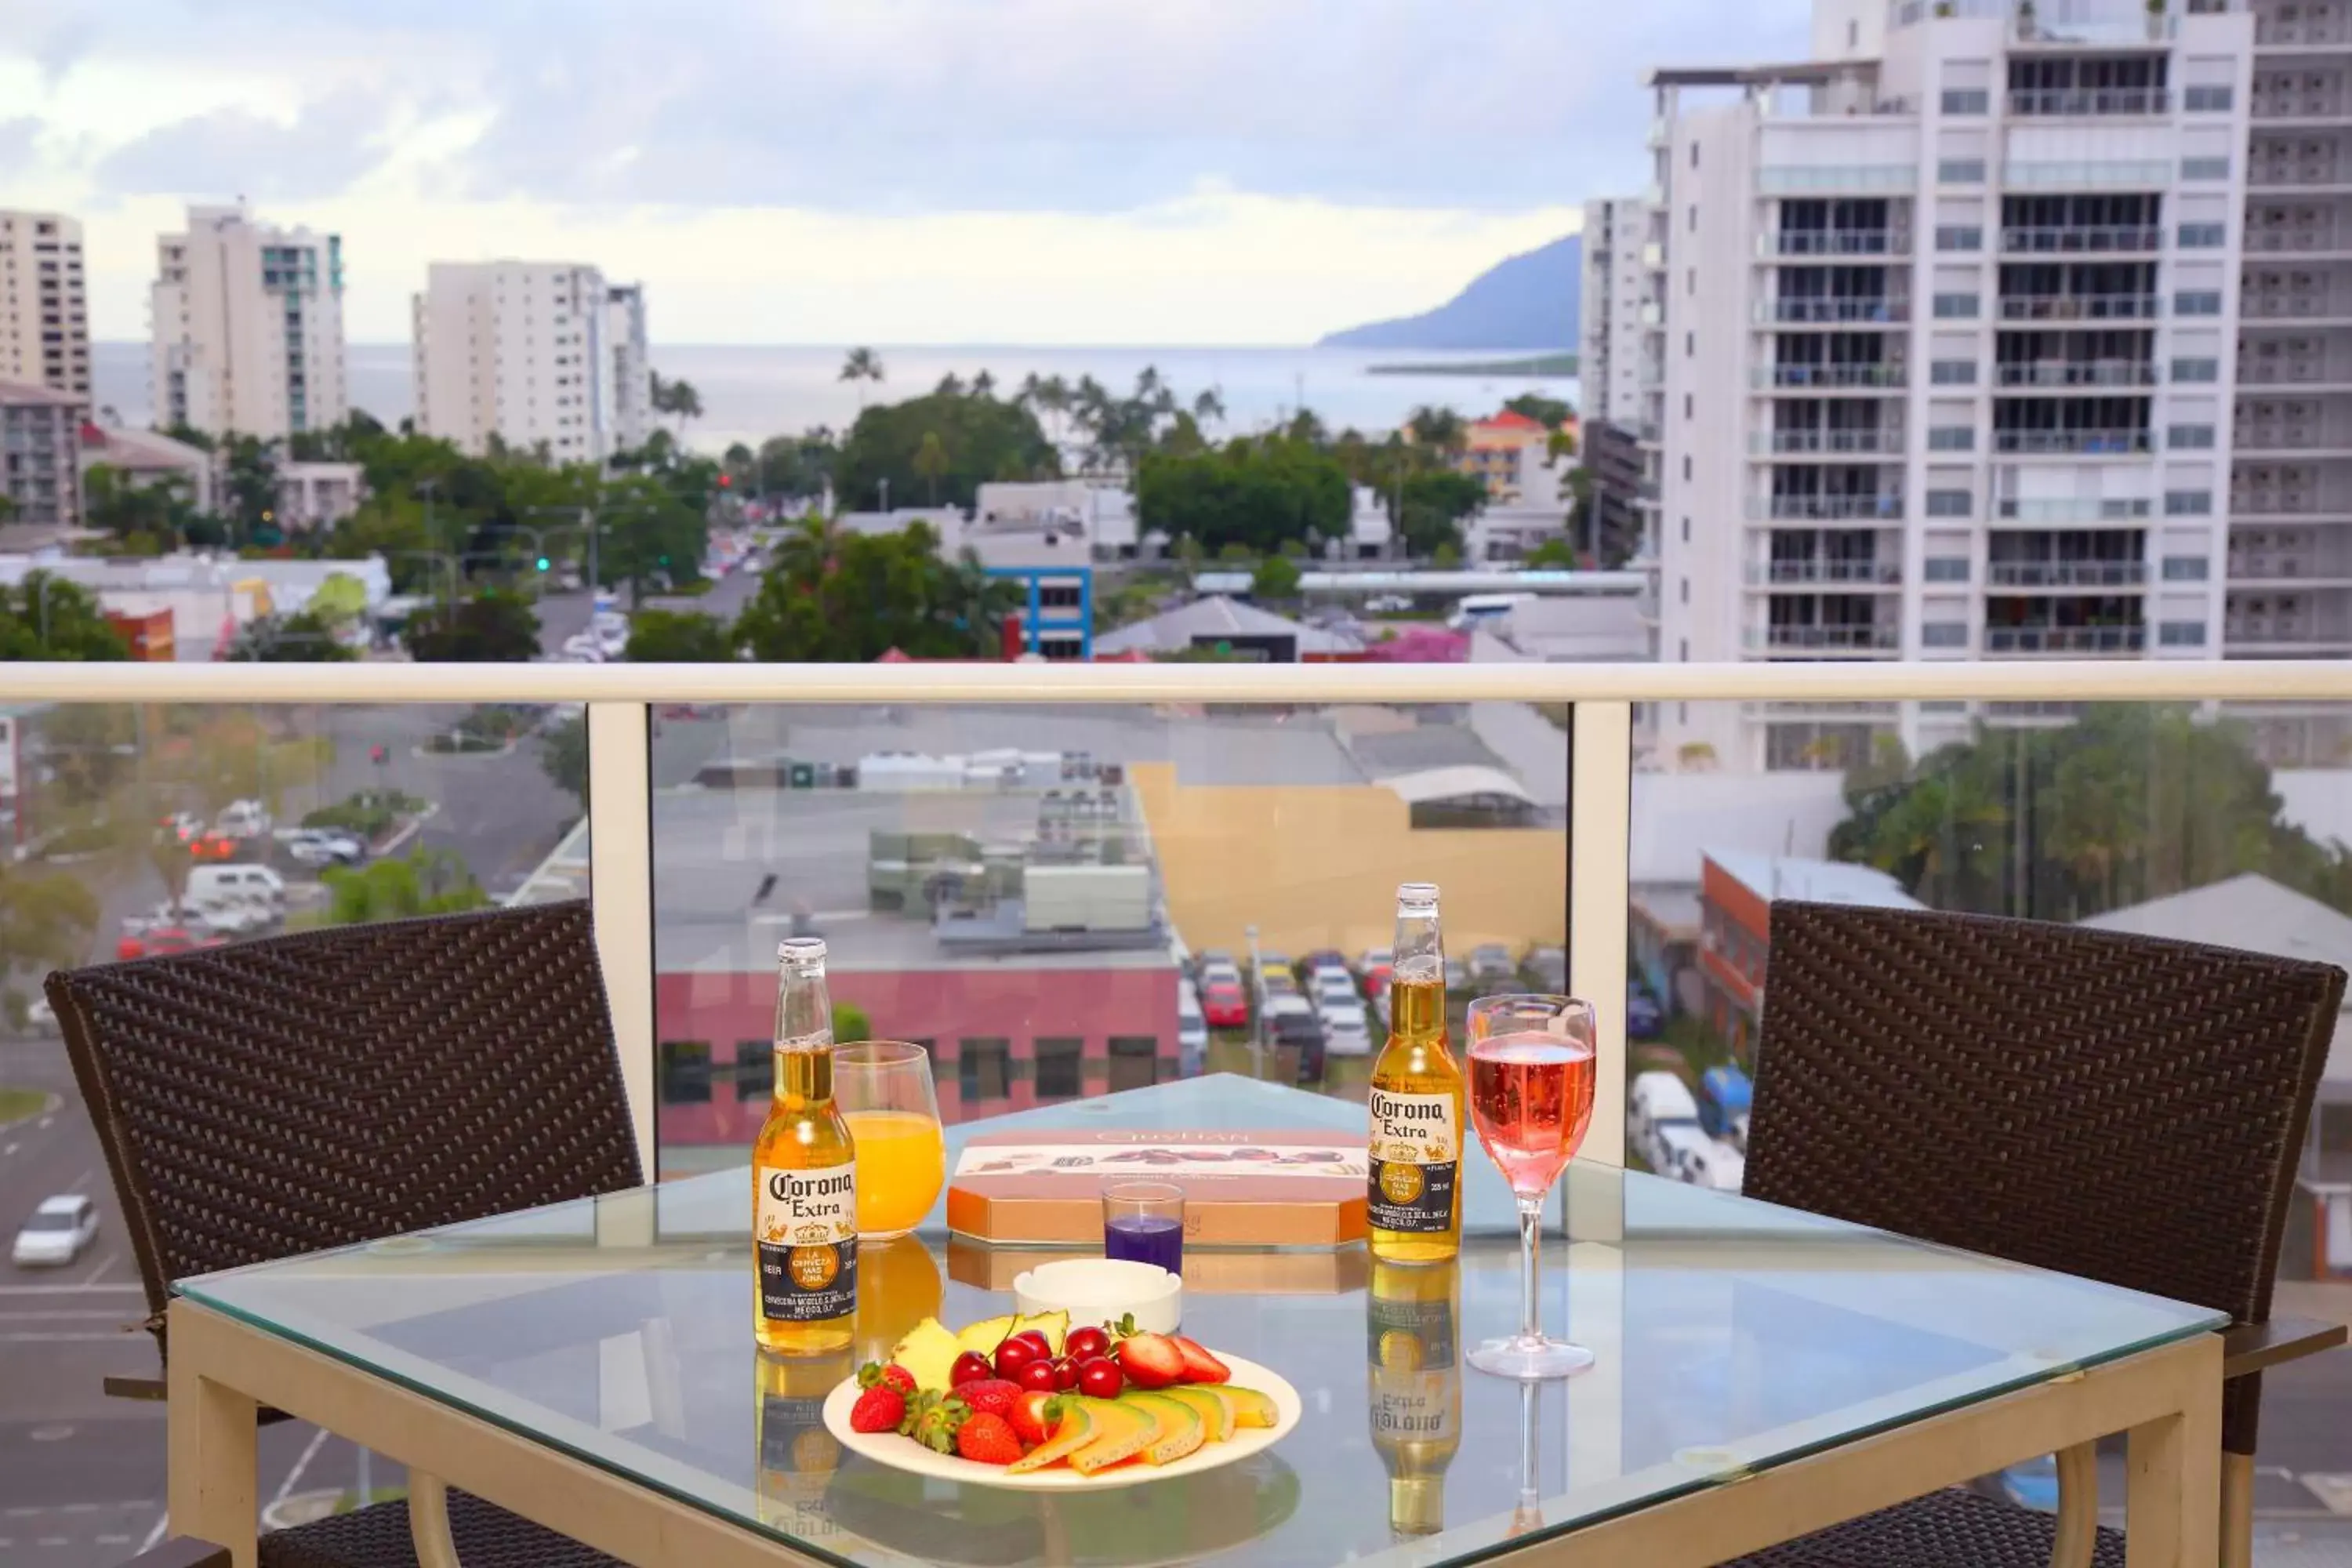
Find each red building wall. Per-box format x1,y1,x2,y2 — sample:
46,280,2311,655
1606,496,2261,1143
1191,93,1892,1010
656,964,1181,1148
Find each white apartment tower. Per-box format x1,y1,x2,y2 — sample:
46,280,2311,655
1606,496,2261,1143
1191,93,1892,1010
1580,197,1653,426
412,262,652,463
151,205,347,441
0,212,90,397
1640,0,2263,771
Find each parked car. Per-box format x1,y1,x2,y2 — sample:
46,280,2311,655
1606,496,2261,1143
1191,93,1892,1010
1654,1123,1746,1190
1321,1001,1374,1057
213,799,272,840
280,828,365,868
187,863,287,914
1176,981,1208,1077
1628,1070,1703,1173
1201,980,1249,1029
1356,946,1393,981
1524,946,1567,993
12,1195,99,1267
1468,943,1517,985
1299,949,1348,981
1444,958,1469,993
1699,1065,1753,1146
1269,998,1326,1083
1628,985,1664,1040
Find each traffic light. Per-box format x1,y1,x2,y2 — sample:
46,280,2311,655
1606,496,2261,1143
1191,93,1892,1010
717,474,732,489
535,557,551,572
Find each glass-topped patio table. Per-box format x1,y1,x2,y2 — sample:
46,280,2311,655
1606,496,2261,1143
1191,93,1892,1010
167,1077,2227,1567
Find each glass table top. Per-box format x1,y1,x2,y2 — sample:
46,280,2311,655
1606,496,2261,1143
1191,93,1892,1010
179,1076,2225,1568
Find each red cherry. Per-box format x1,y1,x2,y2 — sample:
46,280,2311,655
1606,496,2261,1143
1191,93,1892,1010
1077,1356,1124,1399
1016,1357,1060,1392
1052,1356,1082,1391
1011,1329,1053,1356
993,1336,1042,1378
1064,1326,1112,1363
949,1352,995,1388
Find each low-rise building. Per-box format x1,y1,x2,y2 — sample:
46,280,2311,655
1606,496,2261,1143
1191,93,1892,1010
78,424,216,513
1697,850,1923,1058
0,554,393,659
0,377,87,546
277,460,364,530
1093,595,1362,662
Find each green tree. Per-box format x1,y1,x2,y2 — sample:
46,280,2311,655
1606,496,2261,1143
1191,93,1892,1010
1504,393,1576,428
324,493,439,593
323,848,488,924
1831,706,2352,921
600,474,709,607
1525,538,1580,568
736,521,1018,662
1250,555,1302,601
1134,436,1350,556
835,389,1057,513
649,372,704,441
840,347,887,406
84,464,195,553
0,863,100,1025
539,710,587,808
625,609,737,662
220,434,281,543
224,610,358,662
0,573,130,661
754,433,838,500
1393,470,1486,560
1406,405,1469,456
405,592,542,662
833,1002,872,1043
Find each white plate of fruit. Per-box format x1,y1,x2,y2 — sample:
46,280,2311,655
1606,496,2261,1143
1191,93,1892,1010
822,1309,1299,1490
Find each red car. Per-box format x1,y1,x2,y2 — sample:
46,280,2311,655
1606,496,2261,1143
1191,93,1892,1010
1201,980,1249,1029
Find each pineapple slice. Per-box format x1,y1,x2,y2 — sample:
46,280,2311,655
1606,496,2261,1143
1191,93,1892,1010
1011,1308,1069,1355
954,1313,1019,1357
889,1316,964,1393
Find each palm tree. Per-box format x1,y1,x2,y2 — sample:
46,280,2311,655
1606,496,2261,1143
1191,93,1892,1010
971,369,996,399
1409,405,1468,456
840,347,887,409
913,430,951,504
1192,388,1226,431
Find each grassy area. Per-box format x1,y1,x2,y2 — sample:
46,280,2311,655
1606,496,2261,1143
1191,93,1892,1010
335,1487,408,1512
0,1087,52,1126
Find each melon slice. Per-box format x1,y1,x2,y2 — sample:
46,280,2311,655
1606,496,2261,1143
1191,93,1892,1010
1121,1391,1207,1465
1161,1385,1230,1444
1067,1397,1157,1475
1222,1385,1280,1429
1006,1400,1095,1474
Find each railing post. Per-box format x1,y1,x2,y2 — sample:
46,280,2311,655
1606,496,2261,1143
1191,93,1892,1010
588,701,658,1176
1568,700,1634,1171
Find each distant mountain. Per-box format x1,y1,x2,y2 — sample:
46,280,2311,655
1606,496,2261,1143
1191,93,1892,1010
1319,234,1581,351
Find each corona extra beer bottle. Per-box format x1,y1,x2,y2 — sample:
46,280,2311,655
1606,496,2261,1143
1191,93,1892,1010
753,1345,851,1537
1367,882,1465,1262
753,938,858,1354
1367,1257,1461,1538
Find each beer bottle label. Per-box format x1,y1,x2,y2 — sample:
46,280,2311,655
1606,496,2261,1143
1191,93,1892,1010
756,1160,858,1322
1367,1090,1460,1233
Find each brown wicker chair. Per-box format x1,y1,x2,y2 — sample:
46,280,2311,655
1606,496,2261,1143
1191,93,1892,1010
1726,901,2348,1568
53,900,638,1568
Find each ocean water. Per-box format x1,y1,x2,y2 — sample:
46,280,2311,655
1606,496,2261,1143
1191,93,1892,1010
90,342,1577,454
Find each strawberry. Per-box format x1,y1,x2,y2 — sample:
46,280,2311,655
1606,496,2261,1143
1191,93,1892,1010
1170,1335,1231,1385
952,1377,1022,1420
1113,1331,1189,1390
906,1391,971,1454
848,1383,906,1434
858,1362,918,1397
955,1411,1024,1465
1010,1389,1060,1447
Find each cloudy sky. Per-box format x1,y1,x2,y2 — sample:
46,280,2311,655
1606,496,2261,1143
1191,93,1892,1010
0,1,1809,345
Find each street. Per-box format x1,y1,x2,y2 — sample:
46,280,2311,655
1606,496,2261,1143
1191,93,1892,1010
532,567,767,661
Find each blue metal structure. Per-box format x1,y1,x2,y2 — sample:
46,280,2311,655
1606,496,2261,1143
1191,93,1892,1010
985,565,1094,659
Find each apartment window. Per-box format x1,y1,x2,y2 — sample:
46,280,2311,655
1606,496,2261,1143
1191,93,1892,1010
1034,1037,1083,1099
1685,393,1693,419
1686,331,1696,357
1940,88,1991,114
960,1038,1011,1102
1687,268,1696,296
1928,426,1975,451
659,1041,712,1104
1683,456,1693,481
2171,357,2220,383
1930,359,1977,385
2161,556,2211,581
1690,143,1700,169
1923,557,1971,583
2175,290,2223,316
1926,488,1973,517
2184,85,2234,112
2159,621,2209,647
2177,223,2226,249
2169,423,2218,449
1083,1032,1156,1096
1939,158,1987,183
732,1040,775,1100
1680,578,1690,604
1681,517,1690,543
1679,640,1690,660
2165,489,2214,515
2182,156,2231,180
1922,623,1969,648
1689,206,1697,232
1933,292,1980,319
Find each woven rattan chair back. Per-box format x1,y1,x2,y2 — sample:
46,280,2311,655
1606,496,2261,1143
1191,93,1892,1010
49,900,643,1366
1743,900,2342,1454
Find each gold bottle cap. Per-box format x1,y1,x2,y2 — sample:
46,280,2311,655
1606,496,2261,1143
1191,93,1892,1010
1390,1475,1446,1536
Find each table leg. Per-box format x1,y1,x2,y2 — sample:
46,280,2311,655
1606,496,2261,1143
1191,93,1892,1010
2124,1334,2222,1568
166,1348,259,1568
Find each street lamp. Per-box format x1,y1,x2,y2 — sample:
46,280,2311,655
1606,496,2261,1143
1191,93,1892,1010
1246,922,1265,1079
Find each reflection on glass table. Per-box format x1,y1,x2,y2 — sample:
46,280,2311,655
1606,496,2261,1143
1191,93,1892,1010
176,1079,2223,1568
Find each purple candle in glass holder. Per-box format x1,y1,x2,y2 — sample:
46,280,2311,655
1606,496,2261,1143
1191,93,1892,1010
1102,1181,1185,1277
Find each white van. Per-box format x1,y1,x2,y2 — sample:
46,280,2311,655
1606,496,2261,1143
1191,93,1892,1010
1446,593,1534,633
1176,981,1208,1078
1655,1124,1747,1191
1628,1070,1700,1149
187,864,288,913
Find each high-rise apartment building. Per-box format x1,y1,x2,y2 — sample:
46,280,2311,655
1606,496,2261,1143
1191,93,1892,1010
412,262,652,463
0,379,87,537
1632,0,2267,771
0,212,89,397
151,205,347,441
1580,197,1653,426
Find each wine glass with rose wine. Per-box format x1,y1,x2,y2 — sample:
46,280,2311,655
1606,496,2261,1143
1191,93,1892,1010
1465,994,1598,1380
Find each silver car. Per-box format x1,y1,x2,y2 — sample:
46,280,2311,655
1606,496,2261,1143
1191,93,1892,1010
13,1195,98,1267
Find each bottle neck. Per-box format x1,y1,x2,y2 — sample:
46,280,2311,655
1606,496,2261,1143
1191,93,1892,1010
777,1044,835,1108
1388,975,1447,1046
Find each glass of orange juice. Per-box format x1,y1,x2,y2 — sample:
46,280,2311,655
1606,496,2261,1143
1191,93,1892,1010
837,1042,946,1240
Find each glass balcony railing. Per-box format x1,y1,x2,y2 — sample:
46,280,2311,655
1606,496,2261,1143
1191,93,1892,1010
1993,428,2156,455
1984,624,2148,652
1766,230,1913,257
2007,87,2170,117
1752,363,1909,389
1750,493,1907,521
1757,165,1917,195
1997,292,2163,321
2000,224,2166,253
1985,560,2151,586
1995,495,2154,521
1759,297,1911,325
1753,428,1904,455
1994,360,2161,387
1745,559,1904,585
1743,623,1902,652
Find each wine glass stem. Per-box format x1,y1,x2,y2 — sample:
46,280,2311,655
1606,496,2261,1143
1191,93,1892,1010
1517,1195,1543,1343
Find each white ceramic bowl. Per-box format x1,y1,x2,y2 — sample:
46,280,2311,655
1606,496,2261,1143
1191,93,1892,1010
1011,1258,1182,1334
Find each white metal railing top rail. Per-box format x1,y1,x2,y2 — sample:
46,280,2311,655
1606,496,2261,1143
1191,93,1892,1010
19,658,2352,1179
